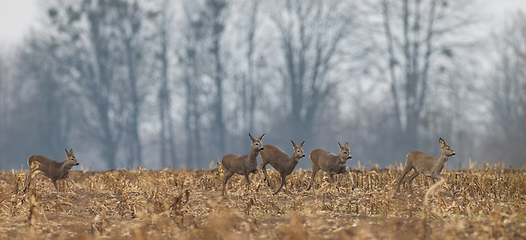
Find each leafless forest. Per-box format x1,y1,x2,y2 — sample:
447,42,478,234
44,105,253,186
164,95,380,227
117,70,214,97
0,0,525,170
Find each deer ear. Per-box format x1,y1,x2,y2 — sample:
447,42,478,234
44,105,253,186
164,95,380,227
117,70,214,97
249,133,255,142
70,149,74,155
345,142,349,148
300,141,305,148
291,140,296,147
65,149,69,155
258,134,265,140
338,142,343,149
439,138,445,146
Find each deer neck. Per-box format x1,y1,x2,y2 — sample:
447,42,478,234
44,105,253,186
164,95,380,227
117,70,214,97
248,149,260,161
290,155,300,164
337,154,346,165
60,160,73,172
437,151,449,164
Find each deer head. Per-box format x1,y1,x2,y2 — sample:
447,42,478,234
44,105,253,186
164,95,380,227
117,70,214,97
65,149,79,167
249,133,265,152
291,140,306,160
338,142,352,163
439,138,455,158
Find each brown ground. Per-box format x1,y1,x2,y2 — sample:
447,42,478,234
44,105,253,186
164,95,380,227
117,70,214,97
1,165,526,239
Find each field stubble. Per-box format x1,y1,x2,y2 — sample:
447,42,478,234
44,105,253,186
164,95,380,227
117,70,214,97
1,163,526,239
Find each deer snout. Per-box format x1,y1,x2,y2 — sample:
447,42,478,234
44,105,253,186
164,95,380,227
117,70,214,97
348,156,352,160
75,162,80,165
301,154,306,158
451,152,456,156
260,147,264,151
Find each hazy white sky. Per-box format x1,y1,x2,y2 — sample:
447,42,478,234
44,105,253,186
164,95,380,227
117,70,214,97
0,0,39,45
1,0,526,46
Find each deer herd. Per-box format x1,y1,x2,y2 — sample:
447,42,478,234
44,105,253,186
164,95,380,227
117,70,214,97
22,134,456,197
219,133,455,196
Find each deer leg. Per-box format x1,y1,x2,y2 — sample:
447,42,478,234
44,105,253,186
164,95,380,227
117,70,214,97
430,173,443,185
396,165,413,193
244,172,253,195
244,172,251,187
222,171,234,196
329,173,335,183
406,171,420,184
406,171,420,193
261,162,271,187
273,174,287,195
307,167,319,191
283,175,288,194
52,179,59,191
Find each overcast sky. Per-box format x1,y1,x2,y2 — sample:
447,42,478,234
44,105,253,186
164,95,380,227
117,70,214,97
0,0,38,46
1,0,526,46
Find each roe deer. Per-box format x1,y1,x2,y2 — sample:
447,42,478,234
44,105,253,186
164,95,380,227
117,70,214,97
221,133,265,196
23,149,81,192
307,142,352,191
396,138,455,193
260,140,305,195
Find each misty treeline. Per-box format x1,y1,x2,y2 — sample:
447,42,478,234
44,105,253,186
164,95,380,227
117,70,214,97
0,0,524,170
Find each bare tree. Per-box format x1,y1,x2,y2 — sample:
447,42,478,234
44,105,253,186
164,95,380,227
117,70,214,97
0,31,76,171
114,0,150,167
150,0,177,168
176,0,231,168
44,0,151,169
206,0,229,157
1,0,500,171
267,0,357,142
237,0,260,152
0,52,7,168
21,34,72,155
68,1,121,169
178,0,209,168
484,11,526,166
364,0,479,157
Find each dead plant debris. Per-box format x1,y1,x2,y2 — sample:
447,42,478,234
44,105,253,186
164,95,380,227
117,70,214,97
1,164,525,239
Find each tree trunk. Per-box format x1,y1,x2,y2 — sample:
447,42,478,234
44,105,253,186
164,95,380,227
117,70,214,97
212,21,226,158
125,37,142,168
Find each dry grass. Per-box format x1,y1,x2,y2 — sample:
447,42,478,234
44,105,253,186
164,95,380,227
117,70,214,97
1,164,526,239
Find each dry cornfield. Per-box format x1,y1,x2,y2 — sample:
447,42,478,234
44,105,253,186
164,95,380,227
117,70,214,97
1,163,526,239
